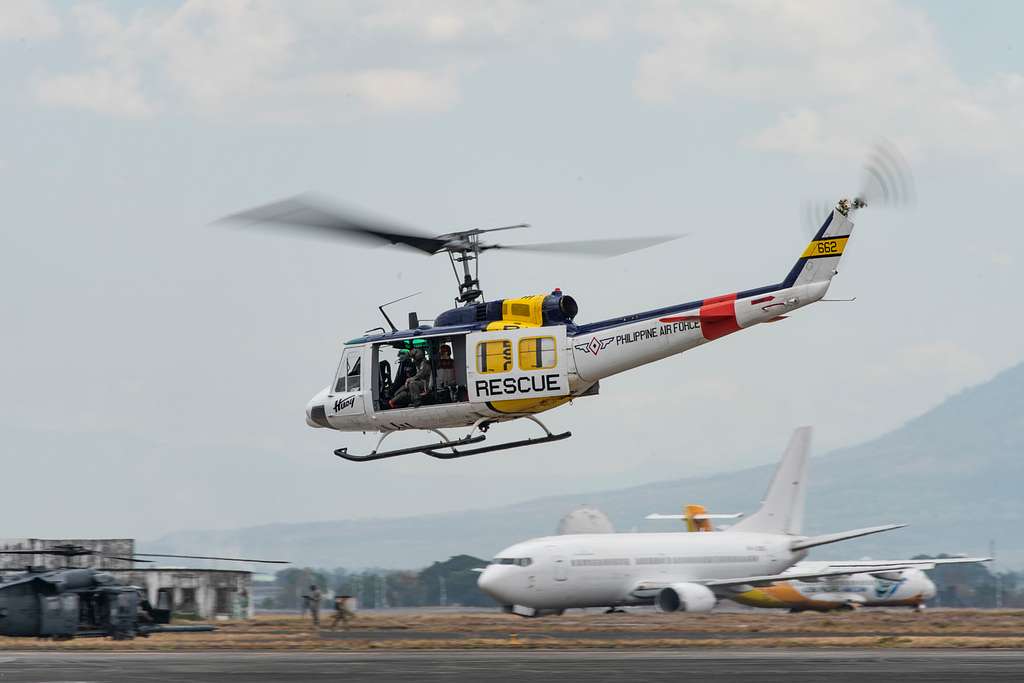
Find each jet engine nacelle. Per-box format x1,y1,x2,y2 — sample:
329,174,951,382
655,583,717,613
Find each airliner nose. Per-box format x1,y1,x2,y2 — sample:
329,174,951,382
477,566,511,603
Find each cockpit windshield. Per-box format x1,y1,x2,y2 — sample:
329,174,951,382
492,557,532,567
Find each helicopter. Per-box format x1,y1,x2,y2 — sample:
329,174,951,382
224,145,911,462
0,544,287,640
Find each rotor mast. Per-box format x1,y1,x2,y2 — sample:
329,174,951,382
448,233,485,305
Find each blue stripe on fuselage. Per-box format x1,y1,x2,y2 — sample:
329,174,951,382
572,281,787,336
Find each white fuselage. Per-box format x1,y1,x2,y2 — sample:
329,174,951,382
477,531,808,610
307,280,831,433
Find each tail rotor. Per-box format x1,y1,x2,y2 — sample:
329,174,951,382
855,140,915,210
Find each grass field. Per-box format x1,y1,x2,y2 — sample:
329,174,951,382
2,609,1023,651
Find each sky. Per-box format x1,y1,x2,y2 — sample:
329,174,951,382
1,0,1022,540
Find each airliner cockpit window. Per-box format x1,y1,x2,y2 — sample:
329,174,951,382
493,557,532,567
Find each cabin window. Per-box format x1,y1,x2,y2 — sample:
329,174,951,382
518,336,556,370
334,350,362,392
477,340,513,374
345,356,361,391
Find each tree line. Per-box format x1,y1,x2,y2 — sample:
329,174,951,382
257,552,1024,610
259,555,494,610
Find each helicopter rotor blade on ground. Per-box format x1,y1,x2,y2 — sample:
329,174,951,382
485,234,685,257
131,553,289,564
0,550,46,556
100,555,154,563
220,195,449,255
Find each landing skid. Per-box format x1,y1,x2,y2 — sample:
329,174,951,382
335,416,571,462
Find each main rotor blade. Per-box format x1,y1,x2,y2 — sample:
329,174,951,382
0,550,46,555
220,195,449,255
0,549,91,556
132,553,289,564
436,224,530,239
486,234,685,257
101,555,154,563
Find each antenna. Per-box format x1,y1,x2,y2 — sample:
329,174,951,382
377,292,422,333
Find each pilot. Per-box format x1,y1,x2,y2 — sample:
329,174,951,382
436,344,456,397
392,349,414,393
389,349,431,408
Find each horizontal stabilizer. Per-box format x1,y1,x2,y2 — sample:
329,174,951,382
821,557,991,571
645,513,743,521
790,524,905,551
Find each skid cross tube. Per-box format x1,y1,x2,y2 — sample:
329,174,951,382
425,415,571,459
335,429,486,462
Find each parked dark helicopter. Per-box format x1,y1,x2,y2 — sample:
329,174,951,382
0,544,286,640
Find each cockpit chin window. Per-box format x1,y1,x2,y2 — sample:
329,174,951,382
493,557,532,567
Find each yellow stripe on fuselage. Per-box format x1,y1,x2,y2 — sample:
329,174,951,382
800,236,848,258
488,395,573,414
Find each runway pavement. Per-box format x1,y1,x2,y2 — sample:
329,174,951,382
315,627,1020,641
2,649,1023,682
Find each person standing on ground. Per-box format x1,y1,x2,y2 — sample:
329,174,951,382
330,595,356,630
307,584,322,627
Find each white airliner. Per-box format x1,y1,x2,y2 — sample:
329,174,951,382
477,427,914,616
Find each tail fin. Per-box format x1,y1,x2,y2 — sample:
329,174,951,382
782,201,857,288
685,504,713,532
727,426,811,535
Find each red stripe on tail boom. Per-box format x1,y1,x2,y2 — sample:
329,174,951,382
700,293,740,340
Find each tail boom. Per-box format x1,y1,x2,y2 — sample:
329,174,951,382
568,207,854,385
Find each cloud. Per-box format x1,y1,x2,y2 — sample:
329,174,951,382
23,0,1024,155
632,0,1024,164
341,68,459,112
153,0,297,113
33,68,154,118
358,1,529,43
31,1,479,120
0,0,60,40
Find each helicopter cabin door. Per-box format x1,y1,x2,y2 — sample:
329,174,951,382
328,345,367,419
39,594,79,636
466,327,569,407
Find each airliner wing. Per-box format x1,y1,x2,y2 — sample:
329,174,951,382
700,565,916,589
631,564,917,598
789,524,906,551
